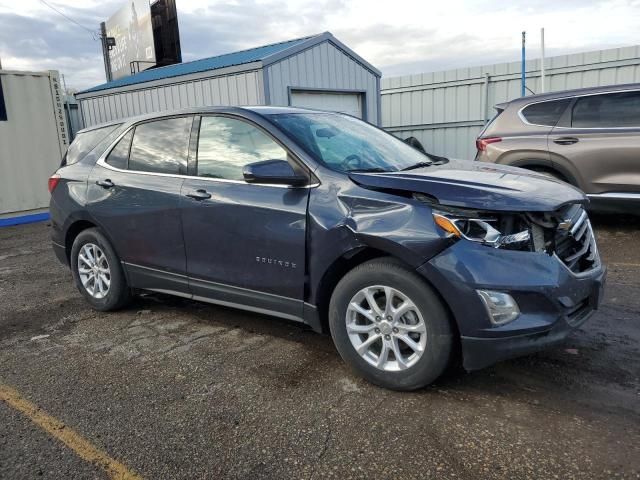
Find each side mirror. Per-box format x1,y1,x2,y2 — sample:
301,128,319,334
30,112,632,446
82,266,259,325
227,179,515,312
243,160,308,186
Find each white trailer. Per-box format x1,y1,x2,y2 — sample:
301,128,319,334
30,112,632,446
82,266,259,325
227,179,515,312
0,69,69,225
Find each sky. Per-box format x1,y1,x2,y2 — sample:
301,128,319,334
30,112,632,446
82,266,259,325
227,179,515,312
0,0,639,91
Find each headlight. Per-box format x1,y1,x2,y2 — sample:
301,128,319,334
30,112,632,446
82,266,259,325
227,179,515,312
433,210,531,249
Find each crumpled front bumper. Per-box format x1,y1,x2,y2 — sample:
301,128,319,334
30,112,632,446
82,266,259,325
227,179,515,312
417,240,606,371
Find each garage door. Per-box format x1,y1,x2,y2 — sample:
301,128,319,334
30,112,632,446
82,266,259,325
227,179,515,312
290,90,363,119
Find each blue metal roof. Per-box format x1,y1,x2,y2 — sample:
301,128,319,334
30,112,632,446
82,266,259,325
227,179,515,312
80,35,317,94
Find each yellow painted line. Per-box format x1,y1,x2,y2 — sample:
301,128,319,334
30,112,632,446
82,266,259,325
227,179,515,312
0,383,142,480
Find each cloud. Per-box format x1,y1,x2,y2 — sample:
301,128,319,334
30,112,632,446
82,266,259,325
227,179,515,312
0,0,639,90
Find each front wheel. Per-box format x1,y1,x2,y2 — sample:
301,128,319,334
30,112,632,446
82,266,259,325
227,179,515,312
329,259,453,390
70,228,131,311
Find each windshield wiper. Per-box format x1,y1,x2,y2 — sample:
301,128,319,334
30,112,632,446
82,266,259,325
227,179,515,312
346,167,389,173
400,161,432,171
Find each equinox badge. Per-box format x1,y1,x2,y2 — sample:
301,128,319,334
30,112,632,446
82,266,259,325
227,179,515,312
256,257,297,269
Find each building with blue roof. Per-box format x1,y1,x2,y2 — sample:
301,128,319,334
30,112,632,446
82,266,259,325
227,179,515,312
76,31,381,126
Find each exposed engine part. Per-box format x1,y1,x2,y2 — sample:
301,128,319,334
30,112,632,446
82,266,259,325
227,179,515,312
531,224,547,252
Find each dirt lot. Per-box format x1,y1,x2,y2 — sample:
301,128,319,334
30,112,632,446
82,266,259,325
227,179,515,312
1,215,639,479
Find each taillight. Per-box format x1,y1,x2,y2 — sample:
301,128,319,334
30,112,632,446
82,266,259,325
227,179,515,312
476,137,502,152
48,174,61,193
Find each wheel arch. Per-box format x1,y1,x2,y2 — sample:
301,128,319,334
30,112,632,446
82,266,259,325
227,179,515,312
63,215,121,264
507,158,579,187
311,247,461,352
546,153,584,189
312,246,389,334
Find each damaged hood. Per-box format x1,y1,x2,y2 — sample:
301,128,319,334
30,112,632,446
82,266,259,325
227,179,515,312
348,160,587,212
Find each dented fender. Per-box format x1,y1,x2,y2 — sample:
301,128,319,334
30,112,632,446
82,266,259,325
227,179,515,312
305,170,452,307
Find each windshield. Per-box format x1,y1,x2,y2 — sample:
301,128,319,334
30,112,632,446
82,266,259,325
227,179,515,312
267,113,430,173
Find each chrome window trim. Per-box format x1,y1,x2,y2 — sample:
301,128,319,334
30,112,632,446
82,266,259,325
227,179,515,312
97,118,320,190
517,98,572,128
517,88,640,130
587,192,640,200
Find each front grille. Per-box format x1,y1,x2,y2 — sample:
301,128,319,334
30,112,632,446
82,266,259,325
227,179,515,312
554,206,600,274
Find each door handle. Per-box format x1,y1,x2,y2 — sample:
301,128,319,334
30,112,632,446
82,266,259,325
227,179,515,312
96,179,114,188
553,137,579,145
186,189,212,200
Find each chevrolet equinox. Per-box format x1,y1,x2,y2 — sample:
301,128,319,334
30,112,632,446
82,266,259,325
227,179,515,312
49,107,606,390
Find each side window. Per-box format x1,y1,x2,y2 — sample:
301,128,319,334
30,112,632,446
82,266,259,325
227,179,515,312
128,117,191,174
197,116,287,180
105,130,133,169
572,91,640,128
66,125,120,165
521,99,570,126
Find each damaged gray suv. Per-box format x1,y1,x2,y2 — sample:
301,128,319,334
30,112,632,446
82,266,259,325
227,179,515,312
50,106,606,390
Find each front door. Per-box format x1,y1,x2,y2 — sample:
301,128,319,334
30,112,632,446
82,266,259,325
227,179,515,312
87,115,193,294
180,115,310,319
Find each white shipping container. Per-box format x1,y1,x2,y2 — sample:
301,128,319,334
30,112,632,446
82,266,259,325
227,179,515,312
0,69,69,220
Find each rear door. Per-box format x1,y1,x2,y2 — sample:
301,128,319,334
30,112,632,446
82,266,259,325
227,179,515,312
549,90,640,194
180,115,310,320
87,115,193,294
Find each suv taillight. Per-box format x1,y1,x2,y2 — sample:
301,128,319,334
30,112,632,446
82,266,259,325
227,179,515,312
476,137,502,152
48,174,61,193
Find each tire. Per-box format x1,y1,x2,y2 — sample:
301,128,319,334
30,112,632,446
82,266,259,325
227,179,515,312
70,228,131,311
328,258,453,391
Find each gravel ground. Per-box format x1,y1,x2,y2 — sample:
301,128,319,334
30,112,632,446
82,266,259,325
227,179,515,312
0,215,639,479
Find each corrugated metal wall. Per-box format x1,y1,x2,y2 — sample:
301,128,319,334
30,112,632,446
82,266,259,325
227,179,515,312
0,70,69,216
382,45,640,159
64,95,84,140
79,70,264,127
266,41,379,123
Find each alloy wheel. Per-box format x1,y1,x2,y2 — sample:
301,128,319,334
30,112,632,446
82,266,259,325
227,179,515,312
77,243,111,299
346,285,427,372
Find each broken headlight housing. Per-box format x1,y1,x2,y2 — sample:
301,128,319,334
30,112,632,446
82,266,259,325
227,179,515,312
431,207,532,250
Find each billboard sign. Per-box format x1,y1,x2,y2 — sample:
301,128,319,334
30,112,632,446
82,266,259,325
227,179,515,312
106,0,156,80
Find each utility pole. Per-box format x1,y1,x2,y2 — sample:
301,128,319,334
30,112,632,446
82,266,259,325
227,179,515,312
100,22,113,82
521,31,526,97
540,28,546,93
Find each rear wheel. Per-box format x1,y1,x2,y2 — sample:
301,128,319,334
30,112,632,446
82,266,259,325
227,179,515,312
329,259,453,390
70,228,131,311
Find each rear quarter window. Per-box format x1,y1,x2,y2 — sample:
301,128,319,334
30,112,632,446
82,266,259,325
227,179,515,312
520,99,571,126
65,125,120,165
478,107,504,137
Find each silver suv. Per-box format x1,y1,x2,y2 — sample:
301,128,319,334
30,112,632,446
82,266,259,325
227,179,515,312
475,83,640,212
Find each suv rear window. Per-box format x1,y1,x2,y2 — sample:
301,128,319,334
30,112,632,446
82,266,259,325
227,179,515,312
572,91,640,128
520,99,570,126
64,125,119,165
